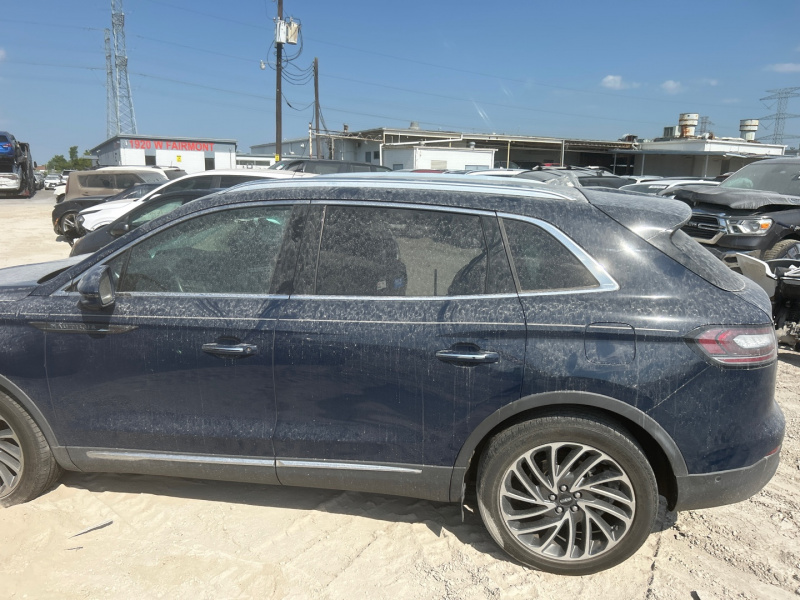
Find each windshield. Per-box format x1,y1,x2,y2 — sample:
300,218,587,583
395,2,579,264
720,162,800,197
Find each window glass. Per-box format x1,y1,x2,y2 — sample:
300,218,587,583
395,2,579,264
129,199,187,228
115,173,142,189
218,175,262,187
315,206,488,297
166,176,214,192
116,205,291,294
503,219,599,291
80,174,114,188
307,162,342,174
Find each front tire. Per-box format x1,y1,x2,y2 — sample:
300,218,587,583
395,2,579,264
0,392,61,507
763,239,800,261
58,211,79,237
476,412,658,575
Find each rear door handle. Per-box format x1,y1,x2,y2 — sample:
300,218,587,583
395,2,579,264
435,349,500,365
202,342,258,358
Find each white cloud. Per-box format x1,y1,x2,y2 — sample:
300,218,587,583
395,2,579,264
600,75,639,90
0,48,6,62
661,80,683,94
699,78,719,86
766,63,800,73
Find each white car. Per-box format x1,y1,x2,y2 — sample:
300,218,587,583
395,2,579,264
76,169,316,235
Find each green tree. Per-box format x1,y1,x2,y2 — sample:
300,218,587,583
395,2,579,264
48,155,69,172
47,146,93,172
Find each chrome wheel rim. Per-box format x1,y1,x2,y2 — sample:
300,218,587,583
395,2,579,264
0,416,23,499
499,442,635,562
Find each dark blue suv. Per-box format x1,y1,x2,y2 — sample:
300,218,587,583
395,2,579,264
0,174,784,575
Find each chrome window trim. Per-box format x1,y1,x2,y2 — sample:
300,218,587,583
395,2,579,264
497,212,619,293
288,293,519,302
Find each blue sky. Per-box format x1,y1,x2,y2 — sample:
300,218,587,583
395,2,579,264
2,0,799,164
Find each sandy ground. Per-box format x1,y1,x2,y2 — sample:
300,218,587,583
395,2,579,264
0,191,798,599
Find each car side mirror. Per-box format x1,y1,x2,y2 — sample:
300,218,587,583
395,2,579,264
110,222,130,237
76,265,116,310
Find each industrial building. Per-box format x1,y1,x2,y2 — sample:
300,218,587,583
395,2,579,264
251,114,785,177
91,134,237,174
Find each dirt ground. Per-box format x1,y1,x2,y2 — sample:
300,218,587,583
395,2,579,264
0,191,798,599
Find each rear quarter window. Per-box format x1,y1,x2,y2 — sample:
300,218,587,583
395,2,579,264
502,218,600,291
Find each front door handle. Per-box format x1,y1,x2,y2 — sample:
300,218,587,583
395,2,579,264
202,342,258,358
435,348,500,366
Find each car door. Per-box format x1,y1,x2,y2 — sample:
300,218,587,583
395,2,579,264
272,202,527,497
42,202,304,482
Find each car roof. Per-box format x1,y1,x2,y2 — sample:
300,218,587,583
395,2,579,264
191,171,585,207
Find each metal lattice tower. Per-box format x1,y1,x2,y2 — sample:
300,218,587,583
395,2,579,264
104,29,119,138
759,87,800,144
697,116,714,136
111,0,137,135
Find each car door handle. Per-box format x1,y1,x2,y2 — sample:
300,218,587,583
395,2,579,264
202,342,258,358
435,349,500,365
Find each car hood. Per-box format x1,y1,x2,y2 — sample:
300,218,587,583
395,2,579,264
0,256,84,301
673,185,800,210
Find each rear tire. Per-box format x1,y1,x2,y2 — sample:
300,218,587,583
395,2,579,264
763,239,800,261
476,412,658,575
0,391,61,507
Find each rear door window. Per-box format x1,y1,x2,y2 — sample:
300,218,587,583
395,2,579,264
313,206,506,297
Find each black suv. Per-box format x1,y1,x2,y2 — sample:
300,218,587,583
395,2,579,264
0,173,783,575
675,157,800,266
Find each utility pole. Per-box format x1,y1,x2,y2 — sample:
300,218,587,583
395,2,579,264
275,0,283,162
314,57,320,159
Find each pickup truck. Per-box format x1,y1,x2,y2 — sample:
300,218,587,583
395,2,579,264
674,157,800,267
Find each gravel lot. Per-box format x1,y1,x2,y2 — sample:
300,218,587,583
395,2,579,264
1,190,798,599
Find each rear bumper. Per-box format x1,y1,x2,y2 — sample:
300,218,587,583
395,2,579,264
673,449,780,511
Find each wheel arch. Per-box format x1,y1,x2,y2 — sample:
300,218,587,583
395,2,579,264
0,374,78,470
449,391,686,509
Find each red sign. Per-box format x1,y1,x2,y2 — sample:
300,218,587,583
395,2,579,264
129,140,215,151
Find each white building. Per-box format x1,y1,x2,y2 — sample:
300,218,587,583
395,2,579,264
91,135,238,174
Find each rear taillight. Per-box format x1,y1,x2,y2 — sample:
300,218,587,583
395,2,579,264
689,325,777,366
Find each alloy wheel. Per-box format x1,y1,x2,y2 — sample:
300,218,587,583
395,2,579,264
0,416,23,499
498,441,635,562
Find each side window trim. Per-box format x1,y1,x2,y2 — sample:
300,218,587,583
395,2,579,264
497,213,618,295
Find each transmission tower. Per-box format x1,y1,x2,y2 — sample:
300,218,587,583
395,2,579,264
111,0,137,135
697,116,714,136
104,29,119,139
759,87,800,144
